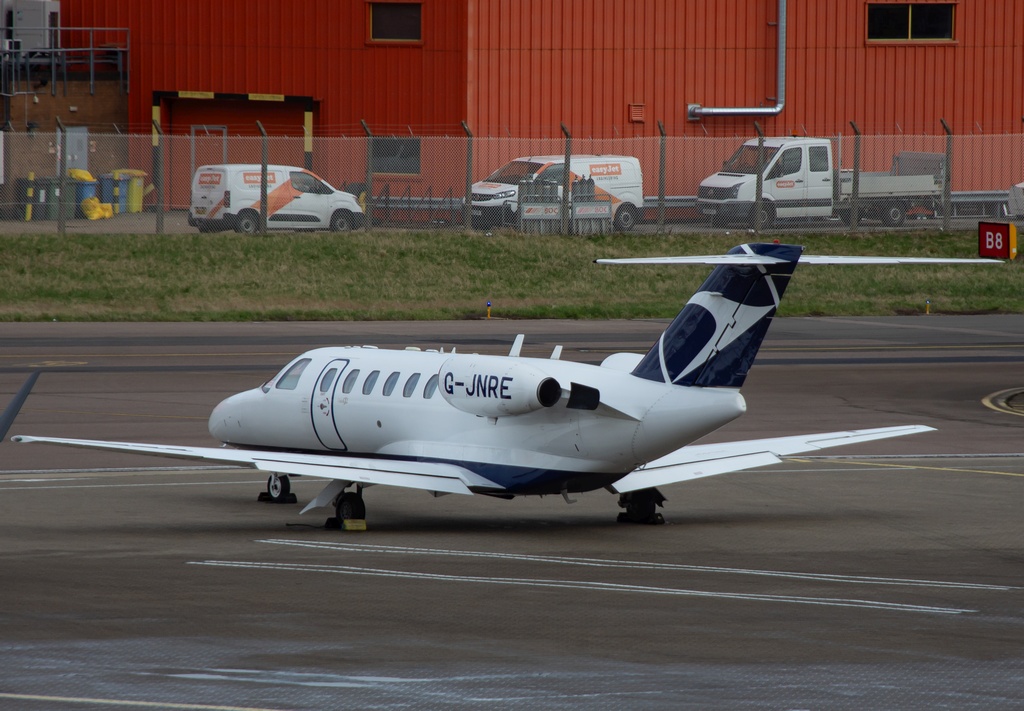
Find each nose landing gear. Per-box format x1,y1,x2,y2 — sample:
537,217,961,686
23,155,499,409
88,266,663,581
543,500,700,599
259,474,297,504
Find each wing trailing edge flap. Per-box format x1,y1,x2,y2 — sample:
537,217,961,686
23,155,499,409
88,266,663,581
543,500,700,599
613,451,782,493
11,435,499,496
611,425,936,493
249,456,481,496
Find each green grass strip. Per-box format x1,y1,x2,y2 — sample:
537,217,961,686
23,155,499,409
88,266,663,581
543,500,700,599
0,231,1020,321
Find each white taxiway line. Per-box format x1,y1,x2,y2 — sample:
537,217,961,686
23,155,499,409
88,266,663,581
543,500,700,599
0,480,265,491
257,539,1016,591
189,560,975,615
0,692,286,710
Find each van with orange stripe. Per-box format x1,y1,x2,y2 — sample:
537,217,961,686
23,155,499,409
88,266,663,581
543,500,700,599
470,155,643,231
189,164,364,233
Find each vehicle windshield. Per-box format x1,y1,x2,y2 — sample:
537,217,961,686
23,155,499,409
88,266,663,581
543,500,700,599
484,161,545,184
722,145,780,174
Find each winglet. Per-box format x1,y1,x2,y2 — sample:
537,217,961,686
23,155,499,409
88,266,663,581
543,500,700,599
1,371,41,442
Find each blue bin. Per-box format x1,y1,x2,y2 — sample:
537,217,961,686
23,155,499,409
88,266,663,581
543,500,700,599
73,180,98,218
99,174,129,214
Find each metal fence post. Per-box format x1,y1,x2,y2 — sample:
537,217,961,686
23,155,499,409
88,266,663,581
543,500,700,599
257,121,268,234
152,120,164,234
753,121,764,235
657,119,666,233
940,118,953,231
56,117,66,236
461,120,473,231
560,122,571,235
361,119,373,232
850,121,861,230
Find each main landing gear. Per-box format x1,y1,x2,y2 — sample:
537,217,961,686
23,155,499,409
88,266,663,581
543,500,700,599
259,474,297,504
617,488,666,525
327,486,367,531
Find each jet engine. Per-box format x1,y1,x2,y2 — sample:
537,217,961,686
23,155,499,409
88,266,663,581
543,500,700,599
439,356,562,417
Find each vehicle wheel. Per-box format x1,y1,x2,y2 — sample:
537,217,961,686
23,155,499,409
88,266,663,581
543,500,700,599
336,491,366,520
330,210,353,232
613,204,640,232
235,210,260,234
266,474,291,502
881,203,906,227
750,202,775,230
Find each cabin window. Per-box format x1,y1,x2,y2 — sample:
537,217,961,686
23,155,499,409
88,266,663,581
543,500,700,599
368,2,422,42
423,374,438,398
275,358,311,390
342,369,360,394
403,373,421,397
319,368,338,393
362,370,380,395
382,371,401,396
867,3,955,41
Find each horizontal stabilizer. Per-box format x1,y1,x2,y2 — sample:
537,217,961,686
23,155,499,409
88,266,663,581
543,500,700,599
597,255,1001,266
611,425,935,493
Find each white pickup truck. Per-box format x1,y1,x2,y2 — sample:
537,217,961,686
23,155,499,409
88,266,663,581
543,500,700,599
697,137,944,227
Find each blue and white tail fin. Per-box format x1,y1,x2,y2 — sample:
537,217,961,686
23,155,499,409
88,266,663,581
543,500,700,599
629,243,802,388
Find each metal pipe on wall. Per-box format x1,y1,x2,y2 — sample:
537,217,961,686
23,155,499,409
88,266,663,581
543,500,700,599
688,0,787,120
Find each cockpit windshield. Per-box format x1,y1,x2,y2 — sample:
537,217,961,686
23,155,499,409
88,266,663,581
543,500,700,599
484,161,545,184
261,358,312,393
721,145,779,175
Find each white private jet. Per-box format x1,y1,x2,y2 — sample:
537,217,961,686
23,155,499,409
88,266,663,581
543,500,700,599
6,243,998,526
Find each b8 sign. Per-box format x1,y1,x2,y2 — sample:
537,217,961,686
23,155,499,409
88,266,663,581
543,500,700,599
978,222,1018,259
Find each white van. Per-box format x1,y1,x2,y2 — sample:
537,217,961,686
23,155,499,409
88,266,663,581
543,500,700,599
470,155,643,231
189,164,364,233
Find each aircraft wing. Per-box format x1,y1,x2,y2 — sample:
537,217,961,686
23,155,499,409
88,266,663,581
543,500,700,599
10,435,498,496
611,425,935,493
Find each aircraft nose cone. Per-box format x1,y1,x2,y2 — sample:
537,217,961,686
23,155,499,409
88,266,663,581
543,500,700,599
208,392,247,441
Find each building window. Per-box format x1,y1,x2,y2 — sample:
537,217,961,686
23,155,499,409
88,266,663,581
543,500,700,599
369,2,422,42
371,137,421,175
867,4,955,41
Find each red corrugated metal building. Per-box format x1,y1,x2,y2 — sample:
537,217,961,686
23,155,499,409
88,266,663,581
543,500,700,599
60,0,1024,138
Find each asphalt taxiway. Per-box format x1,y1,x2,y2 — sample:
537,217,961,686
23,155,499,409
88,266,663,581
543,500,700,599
1,317,1022,709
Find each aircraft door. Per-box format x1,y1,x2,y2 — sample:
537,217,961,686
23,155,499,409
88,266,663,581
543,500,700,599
311,359,350,450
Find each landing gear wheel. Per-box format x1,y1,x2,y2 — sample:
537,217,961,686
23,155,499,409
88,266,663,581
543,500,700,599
336,491,366,521
261,473,294,503
617,488,666,525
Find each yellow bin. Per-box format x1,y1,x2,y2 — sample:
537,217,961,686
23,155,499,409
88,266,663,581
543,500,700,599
112,169,147,213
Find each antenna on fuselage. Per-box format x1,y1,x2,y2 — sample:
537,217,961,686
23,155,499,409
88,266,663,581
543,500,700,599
508,334,525,357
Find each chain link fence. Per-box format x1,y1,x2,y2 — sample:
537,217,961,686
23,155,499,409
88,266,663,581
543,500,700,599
0,127,1021,235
